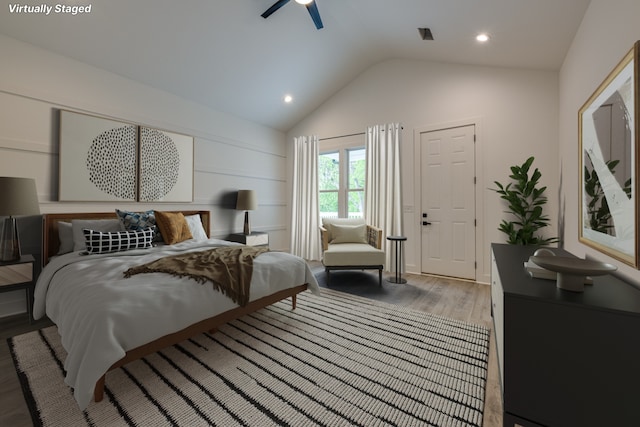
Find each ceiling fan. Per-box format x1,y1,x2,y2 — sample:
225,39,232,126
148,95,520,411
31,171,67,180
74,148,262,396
261,0,324,30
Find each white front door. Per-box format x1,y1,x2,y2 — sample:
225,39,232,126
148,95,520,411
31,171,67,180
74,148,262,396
420,125,476,280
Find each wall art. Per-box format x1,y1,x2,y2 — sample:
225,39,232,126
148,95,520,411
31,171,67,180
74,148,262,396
139,127,193,202
59,110,193,202
59,110,137,202
579,41,639,267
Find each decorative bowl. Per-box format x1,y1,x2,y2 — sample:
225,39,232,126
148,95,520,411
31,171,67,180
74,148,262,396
529,256,617,292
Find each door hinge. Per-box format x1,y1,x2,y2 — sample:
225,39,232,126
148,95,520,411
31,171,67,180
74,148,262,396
474,134,476,143
473,176,476,184
475,261,477,269
474,219,477,227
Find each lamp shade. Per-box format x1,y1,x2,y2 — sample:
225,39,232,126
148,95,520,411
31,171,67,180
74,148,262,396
236,190,257,211
0,177,40,216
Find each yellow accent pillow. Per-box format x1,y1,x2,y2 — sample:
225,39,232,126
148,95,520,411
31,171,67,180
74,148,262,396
154,211,193,244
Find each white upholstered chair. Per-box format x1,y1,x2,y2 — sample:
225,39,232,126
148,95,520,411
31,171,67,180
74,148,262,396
319,218,385,286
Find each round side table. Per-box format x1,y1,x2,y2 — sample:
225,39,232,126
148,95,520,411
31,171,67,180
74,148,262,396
386,236,407,284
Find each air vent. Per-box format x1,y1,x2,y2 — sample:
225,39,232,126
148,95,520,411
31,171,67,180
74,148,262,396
418,28,434,41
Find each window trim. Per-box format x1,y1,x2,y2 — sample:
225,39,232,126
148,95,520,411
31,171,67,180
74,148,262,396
319,136,365,219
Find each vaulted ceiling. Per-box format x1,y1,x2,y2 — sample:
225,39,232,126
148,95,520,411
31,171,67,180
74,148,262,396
0,0,591,131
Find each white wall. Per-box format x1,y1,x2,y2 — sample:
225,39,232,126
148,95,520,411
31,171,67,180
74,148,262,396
560,0,640,286
288,58,560,283
0,35,288,317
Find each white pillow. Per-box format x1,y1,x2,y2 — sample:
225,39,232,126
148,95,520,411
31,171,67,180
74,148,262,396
330,224,367,244
71,219,124,252
57,221,74,255
185,214,208,240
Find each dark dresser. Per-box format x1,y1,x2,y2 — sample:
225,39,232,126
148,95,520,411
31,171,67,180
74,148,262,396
491,243,640,427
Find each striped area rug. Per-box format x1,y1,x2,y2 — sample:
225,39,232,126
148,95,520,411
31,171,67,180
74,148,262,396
9,288,490,426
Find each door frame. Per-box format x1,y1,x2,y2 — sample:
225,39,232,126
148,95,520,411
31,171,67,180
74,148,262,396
413,117,486,282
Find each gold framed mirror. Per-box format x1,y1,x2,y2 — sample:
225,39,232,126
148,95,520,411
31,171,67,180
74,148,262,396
579,41,640,267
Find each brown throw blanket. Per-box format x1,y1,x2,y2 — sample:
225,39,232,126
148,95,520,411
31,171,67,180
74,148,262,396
123,246,269,306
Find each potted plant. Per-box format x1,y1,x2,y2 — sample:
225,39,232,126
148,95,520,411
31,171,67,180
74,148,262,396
492,156,557,245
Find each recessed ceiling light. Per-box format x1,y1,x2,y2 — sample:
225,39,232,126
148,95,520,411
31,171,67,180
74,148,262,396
476,33,490,42
295,0,313,4
284,94,293,103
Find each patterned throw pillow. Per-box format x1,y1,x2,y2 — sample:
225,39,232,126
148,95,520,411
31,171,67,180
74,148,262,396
83,228,154,254
115,209,162,242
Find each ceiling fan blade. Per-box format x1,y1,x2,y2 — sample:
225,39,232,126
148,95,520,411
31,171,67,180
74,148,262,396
305,1,324,29
261,0,291,19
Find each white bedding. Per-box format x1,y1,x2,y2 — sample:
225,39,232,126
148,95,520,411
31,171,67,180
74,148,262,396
33,238,320,409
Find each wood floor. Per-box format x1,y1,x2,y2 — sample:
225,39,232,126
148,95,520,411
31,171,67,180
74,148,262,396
0,265,502,427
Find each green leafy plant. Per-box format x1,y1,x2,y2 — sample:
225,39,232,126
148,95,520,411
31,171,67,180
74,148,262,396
584,158,632,235
492,156,557,245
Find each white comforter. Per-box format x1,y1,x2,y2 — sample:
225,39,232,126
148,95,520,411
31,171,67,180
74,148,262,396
33,239,320,409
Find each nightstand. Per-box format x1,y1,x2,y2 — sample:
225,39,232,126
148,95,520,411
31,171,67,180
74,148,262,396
0,254,35,323
227,232,269,247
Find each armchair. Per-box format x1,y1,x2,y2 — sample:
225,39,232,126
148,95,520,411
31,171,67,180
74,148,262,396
320,218,385,286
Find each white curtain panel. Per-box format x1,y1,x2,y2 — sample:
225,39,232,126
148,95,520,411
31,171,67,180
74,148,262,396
365,123,404,271
291,135,321,260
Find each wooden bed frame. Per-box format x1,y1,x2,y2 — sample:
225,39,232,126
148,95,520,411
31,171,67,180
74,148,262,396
42,210,212,265
41,211,308,403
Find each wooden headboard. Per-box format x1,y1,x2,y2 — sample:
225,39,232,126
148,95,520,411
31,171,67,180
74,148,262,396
42,210,211,266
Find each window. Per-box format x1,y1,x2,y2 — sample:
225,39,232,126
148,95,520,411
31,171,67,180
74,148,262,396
319,147,365,218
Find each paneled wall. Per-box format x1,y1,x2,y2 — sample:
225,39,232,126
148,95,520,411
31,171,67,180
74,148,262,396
0,35,288,317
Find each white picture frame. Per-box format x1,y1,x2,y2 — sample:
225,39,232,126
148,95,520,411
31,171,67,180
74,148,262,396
59,110,194,203
59,110,137,202
139,127,194,202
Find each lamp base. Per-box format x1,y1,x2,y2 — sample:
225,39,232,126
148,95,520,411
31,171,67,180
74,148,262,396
243,211,251,235
0,216,21,262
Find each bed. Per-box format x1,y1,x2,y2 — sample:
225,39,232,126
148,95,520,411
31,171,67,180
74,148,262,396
33,210,320,409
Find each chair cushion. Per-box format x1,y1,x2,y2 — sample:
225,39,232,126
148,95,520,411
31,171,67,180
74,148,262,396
322,217,365,241
330,224,367,244
323,243,385,267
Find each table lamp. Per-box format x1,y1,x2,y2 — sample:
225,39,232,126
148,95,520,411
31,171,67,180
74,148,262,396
236,190,257,235
0,177,40,261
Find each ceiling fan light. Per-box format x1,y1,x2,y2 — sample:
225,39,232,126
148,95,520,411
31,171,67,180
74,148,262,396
263,0,323,30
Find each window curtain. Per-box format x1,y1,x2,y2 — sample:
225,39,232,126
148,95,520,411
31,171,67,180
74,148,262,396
291,135,321,260
365,123,403,270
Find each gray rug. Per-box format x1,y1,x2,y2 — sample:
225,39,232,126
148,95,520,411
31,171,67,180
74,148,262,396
9,288,490,426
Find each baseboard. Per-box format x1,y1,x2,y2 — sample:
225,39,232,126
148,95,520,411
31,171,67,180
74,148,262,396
0,290,27,318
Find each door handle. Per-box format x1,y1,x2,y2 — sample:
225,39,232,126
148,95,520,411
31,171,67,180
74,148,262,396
422,213,431,225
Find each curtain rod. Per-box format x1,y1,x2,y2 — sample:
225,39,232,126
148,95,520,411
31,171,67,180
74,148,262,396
319,126,403,141
319,131,364,141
